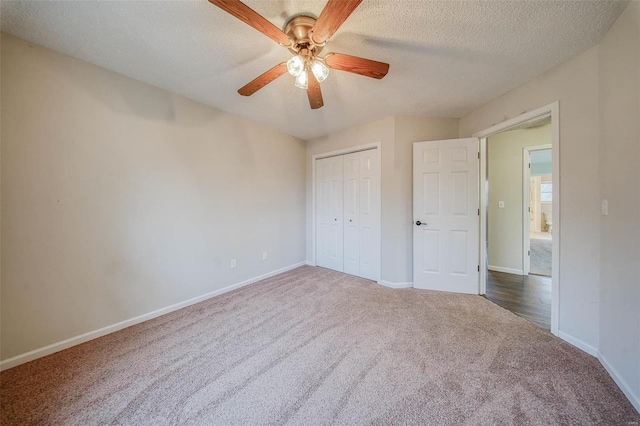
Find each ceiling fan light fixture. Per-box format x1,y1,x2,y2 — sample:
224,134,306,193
294,70,309,89
310,60,329,83
210,0,389,109
287,55,305,77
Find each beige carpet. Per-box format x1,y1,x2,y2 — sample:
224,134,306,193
1,266,638,425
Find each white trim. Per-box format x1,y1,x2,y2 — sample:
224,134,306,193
311,142,382,281
523,144,552,276
558,331,598,357
474,101,560,337
304,260,314,266
473,103,558,139
0,262,307,372
479,137,488,293
598,351,640,413
377,280,413,289
550,102,560,337
523,149,530,275
488,265,525,275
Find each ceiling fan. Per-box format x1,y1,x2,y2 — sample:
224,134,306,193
208,0,389,109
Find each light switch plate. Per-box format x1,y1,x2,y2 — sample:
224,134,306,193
601,199,608,216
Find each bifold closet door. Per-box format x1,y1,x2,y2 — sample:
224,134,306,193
316,155,344,272
343,150,380,280
316,149,379,280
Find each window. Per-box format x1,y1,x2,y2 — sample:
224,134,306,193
540,183,552,202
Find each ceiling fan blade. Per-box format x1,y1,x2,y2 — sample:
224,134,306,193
208,0,292,47
311,0,363,45
307,72,324,109
324,53,389,79
238,63,288,96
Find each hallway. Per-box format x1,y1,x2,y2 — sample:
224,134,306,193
486,270,551,330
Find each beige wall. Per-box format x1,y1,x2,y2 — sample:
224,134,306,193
598,1,640,406
487,124,551,272
462,2,640,409
305,116,459,284
460,44,601,352
0,34,306,360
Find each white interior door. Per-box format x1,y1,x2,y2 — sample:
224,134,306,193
356,149,380,281
413,138,480,294
342,149,380,280
343,152,360,276
316,156,344,272
316,148,380,280
523,150,532,276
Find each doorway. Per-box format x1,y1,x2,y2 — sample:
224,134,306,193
486,117,552,329
475,103,559,335
525,146,553,278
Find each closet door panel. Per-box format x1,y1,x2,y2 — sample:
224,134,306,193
343,152,360,276
358,149,380,281
316,156,344,272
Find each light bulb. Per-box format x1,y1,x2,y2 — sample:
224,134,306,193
310,60,329,83
287,55,305,77
294,71,308,89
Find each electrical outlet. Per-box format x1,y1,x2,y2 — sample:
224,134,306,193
230,259,237,269
262,251,268,261
498,201,505,208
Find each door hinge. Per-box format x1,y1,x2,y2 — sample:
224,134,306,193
478,152,480,159
478,265,480,272
478,208,480,215
529,163,531,168
528,250,530,256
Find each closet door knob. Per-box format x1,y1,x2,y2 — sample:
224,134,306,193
415,220,427,226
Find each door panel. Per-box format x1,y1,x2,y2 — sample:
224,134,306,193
413,138,479,294
423,173,440,214
357,149,380,281
343,152,360,276
316,156,344,272
421,229,440,272
450,230,468,274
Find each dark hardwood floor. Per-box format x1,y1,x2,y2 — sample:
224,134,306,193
486,271,551,330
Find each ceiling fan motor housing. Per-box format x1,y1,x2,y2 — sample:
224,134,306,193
284,15,323,56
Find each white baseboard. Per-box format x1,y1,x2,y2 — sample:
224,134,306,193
377,280,413,289
0,261,307,372
305,260,315,266
488,265,525,275
598,351,640,413
558,331,598,357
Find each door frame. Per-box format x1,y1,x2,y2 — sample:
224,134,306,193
523,144,552,276
310,142,382,281
474,102,560,336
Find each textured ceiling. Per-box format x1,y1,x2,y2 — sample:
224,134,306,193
1,0,628,140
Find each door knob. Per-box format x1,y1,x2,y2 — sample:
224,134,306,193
415,220,427,226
